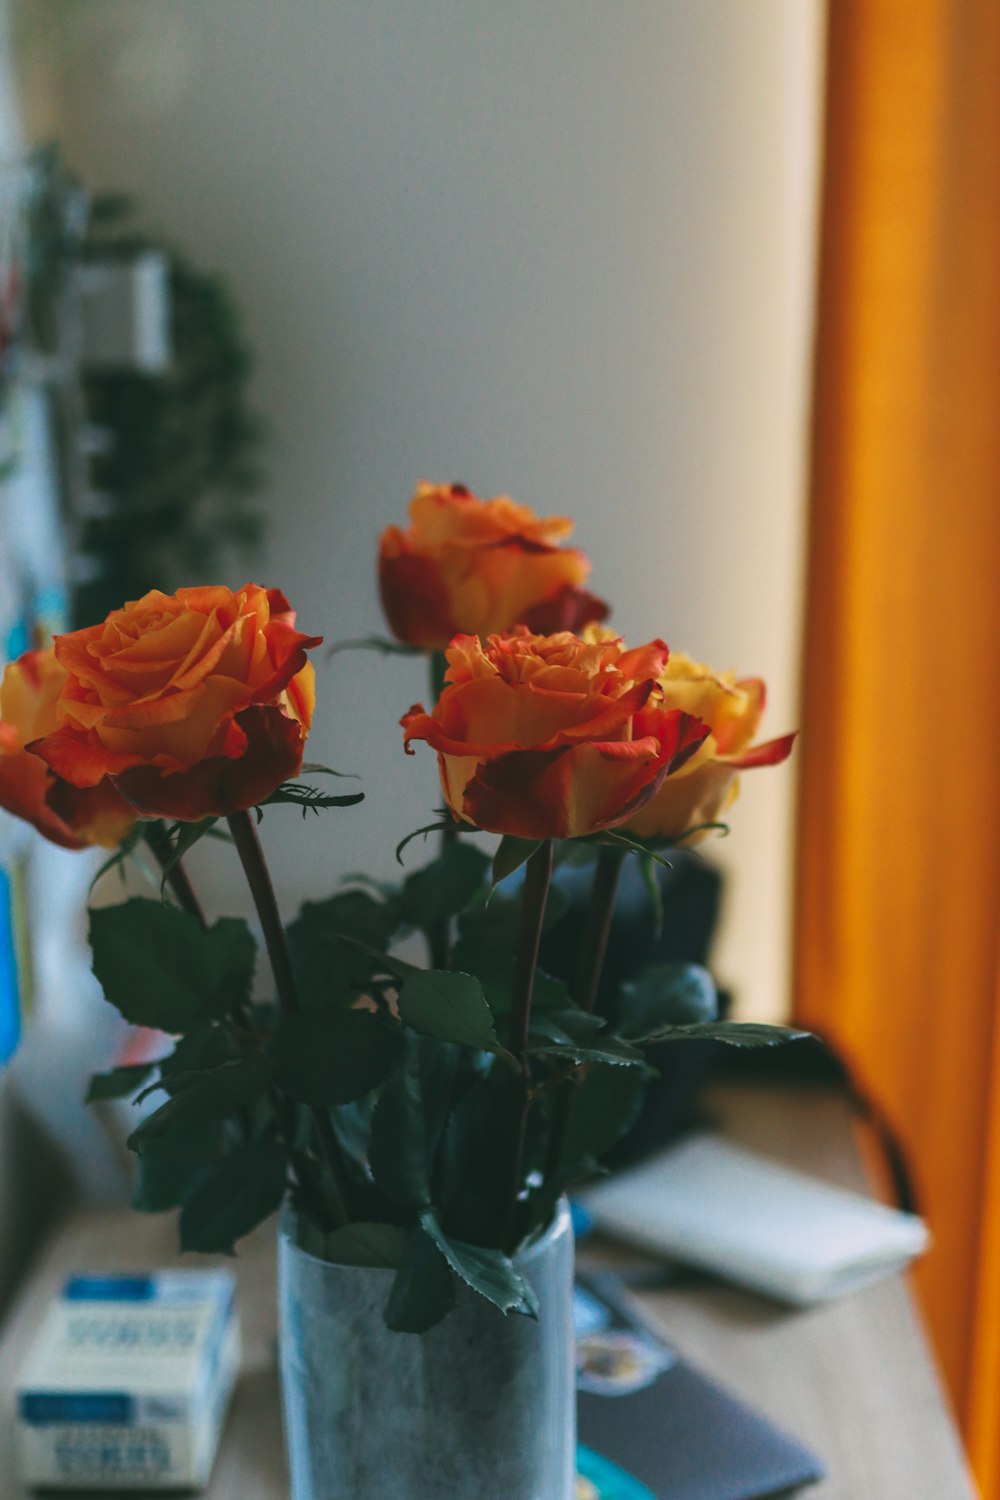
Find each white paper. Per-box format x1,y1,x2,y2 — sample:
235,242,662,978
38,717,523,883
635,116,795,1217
580,1133,930,1305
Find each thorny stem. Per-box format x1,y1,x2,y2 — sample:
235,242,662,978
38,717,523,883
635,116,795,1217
545,844,626,1183
144,823,206,927
504,838,554,1251
227,810,350,1229
144,822,340,1229
574,845,625,1015
427,648,457,968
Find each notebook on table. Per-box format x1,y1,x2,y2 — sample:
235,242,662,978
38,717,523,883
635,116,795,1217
574,1273,824,1500
579,1132,929,1305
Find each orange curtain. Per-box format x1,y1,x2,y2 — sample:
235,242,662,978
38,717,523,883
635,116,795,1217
795,0,1000,1491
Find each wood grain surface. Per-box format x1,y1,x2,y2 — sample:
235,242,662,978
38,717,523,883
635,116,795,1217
0,1084,978,1498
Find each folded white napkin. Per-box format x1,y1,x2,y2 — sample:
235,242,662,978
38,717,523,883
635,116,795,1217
580,1132,930,1305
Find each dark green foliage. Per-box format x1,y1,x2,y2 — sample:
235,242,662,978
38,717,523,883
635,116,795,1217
396,971,497,1050
439,1061,523,1248
85,813,803,1324
292,1218,409,1269
72,194,265,626
258,783,365,818
85,1062,157,1103
287,890,401,1008
132,1121,227,1214
127,1058,271,1151
420,1212,537,1319
646,1021,809,1047
89,900,256,1032
401,843,490,929
491,836,541,887
179,1140,288,1254
369,1040,431,1210
618,962,718,1038
272,1007,404,1107
557,1064,648,1175
385,1230,456,1333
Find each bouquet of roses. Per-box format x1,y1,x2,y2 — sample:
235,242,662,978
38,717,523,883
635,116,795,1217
0,483,796,1331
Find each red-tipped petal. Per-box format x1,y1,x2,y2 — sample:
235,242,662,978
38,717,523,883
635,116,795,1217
46,776,138,849
112,705,307,821
720,730,797,769
461,736,674,841
378,550,457,650
519,585,610,635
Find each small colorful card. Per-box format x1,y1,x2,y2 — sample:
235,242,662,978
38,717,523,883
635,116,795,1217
577,1445,656,1500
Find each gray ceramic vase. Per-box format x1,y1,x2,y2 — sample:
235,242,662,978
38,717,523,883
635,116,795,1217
278,1200,576,1500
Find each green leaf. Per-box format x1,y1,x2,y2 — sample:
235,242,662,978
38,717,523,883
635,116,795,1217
416,1037,459,1164
439,1062,522,1247
449,943,570,1019
294,1218,409,1268
559,1064,647,1173
385,1229,456,1333
179,1139,288,1254
287,891,402,1007
88,822,146,896
456,880,570,952
159,1026,239,1080
637,851,663,942
597,830,674,869
395,819,457,865
527,1009,606,1049
86,1062,157,1103
401,843,491,929
132,1120,226,1213
89,900,257,1032
530,1037,645,1066
126,1058,271,1152
158,818,218,893
368,1040,430,1209
396,971,497,1051
491,836,540,887
259,782,364,817
618,962,718,1039
646,1021,810,1047
420,1212,538,1318
272,1008,404,1106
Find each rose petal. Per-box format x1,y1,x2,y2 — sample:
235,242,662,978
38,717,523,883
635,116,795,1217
111,704,307,821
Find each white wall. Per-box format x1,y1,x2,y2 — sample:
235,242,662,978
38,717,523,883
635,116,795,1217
14,0,824,1020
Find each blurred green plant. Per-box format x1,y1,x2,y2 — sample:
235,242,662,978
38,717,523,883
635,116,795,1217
24,146,265,626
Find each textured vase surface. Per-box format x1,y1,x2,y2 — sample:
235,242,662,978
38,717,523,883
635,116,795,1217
278,1200,576,1500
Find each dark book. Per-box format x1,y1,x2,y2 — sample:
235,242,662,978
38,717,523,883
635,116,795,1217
575,1273,824,1500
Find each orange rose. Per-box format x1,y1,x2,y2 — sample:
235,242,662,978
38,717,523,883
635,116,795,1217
378,482,608,649
0,650,137,849
401,629,709,840
31,585,320,822
622,650,796,842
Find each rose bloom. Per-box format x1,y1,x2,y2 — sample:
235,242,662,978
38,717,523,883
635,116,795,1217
31,585,320,822
378,482,608,649
0,649,137,849
622,650,796,842
401,629,709,841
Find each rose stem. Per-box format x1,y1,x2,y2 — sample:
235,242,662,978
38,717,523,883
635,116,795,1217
227,809,350,1229
427,648,456,969
504,837,554,1252
544,842,626,1184
144,823,207,928
144,823,341,1229
574,844,625,1016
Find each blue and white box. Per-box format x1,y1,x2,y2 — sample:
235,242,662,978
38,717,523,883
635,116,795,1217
16,1270,240,1489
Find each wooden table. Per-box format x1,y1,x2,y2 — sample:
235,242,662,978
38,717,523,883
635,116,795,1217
0,1084,977,1498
